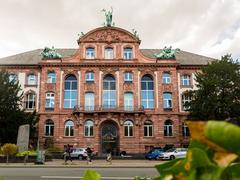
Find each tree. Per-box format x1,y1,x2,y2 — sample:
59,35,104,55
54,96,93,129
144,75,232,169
186,54,240,123
2,143,17,164
0,69,38,144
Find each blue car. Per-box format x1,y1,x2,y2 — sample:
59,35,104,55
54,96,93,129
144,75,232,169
145,147,164,160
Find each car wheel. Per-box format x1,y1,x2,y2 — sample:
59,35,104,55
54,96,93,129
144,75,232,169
170,155,175,160
78,155,83,160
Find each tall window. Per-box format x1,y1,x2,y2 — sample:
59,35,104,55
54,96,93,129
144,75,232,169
144,120,153,137
181,75,191,86
164,120,173,136
27,74,37,85
85,92,94,111
47,72,56,83
124,120,133,136
45,92,55,109
182,123,190,137
124,47,133,59
25,93,36,109
163,92,172,110
85,72,94,83
105,47,114,59
103,75,116,109
64,75,77,108
162,72,171,84
64,120,74,136
84,120,93,137
45,119,54,136
124,92,133,111
124,72,133,83
182,92,191,111
9,74,17,83
86,47,95,59
141,75,154,109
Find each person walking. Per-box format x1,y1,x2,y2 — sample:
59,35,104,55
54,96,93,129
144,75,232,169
86,147,93,164
64,144,72,164
106,149,112,164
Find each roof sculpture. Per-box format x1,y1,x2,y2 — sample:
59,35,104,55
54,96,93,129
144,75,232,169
41,46,62,59
102,7,115,27
154,46,180,59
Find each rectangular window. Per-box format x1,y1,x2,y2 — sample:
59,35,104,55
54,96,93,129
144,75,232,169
86,48,95,59
124,72,133,83
85,72,94,83
124,48,133,59
181,75,191,86
105,48,114,59
163,92,172,109
47,72,56,83
28,74,37,85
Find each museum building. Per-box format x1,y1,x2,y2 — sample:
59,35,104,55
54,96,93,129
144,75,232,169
0,22,215,155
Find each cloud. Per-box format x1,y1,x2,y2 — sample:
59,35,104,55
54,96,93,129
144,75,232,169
0,0,239,60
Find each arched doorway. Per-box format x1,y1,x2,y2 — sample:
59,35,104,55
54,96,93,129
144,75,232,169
100,121,119,155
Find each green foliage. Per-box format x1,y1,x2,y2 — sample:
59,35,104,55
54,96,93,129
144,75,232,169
16,150,37,156
46,147,63,153
2,143,17,156
154,121,240,180
83,170,101,180
0,69,38,144
186,55,240,122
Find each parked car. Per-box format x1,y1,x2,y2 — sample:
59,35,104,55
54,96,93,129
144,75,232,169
159,148,187,160
63,148,88,160
145,147,164,160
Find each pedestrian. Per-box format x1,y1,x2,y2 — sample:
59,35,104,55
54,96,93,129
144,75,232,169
86,147,93,164
106,149,112,164
64,144,73,164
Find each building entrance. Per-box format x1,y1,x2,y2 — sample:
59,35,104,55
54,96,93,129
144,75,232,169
101,121,119,155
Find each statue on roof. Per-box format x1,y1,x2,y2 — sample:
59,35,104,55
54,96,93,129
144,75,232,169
132,29,140,41
154,46,180,60
41,46,62,59
102,7,114,27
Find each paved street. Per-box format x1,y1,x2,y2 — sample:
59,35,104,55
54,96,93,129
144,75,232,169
0,159,163,180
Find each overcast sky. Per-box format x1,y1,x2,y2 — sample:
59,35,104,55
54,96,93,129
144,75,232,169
0,0,239,59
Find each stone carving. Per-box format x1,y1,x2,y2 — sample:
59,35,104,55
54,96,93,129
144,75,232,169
17,124,30,152
102,8,114,27
41,46,62,59
154,46,180,59
132,29,140,40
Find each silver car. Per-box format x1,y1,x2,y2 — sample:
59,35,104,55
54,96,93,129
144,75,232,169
67,148,88,160
159,148,187,160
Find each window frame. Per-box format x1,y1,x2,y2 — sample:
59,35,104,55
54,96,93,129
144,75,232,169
85,72,94,83
144,120,153,137
141,75,154,109
85,92,95,111
44,119,54,137
64,120,74,137
124,120,133,137
162,72,171,84
102,75,116,109
182,123,190,137
124,72,133,83
45,92,55,109
47,72,56,84
86,47,95,59
104,47,114,59
27,74,37,85
123,47,133,60
64,75,77,109
25,93,36,109
84,120,94,137
164,120,173,137
163,92,172,110
181,74,191,86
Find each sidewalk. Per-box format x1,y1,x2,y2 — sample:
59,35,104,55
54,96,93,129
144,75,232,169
0,159,165,168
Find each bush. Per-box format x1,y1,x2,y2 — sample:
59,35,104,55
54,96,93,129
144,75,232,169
2,143,18,163
46,147,63,153
16,150,37,156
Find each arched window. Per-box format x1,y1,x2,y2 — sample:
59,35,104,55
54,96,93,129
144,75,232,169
103,75,116,109
182,123,190,137
164,120,173,136
85,72,94,83
144,120,153,137
163,92,172,110
9,74,17,83
124,120,133,136
45,119,54,136
162,72,171,84
105,47,114,59
84,120,93,137
124,92,133,111
64,120,74,136
47,72,56,83
124,47,133,59
86,47,95,59
45,92,55,109
27,74,37,85
141,75,154,109
181,74,191,86
25,93,36,109
85,92,94,111
64,75,77,108
182,92,191,111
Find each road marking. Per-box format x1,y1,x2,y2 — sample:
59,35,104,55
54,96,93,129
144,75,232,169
41,176,151,179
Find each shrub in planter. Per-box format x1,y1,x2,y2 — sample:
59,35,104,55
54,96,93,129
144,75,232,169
2,143,17,164
16,150,37,156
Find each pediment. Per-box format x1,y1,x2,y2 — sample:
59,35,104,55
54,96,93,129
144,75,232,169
78,27,140,44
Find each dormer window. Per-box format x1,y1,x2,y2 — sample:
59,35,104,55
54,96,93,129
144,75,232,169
105,47,114,59
124,47,133,59
86,47,95,59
